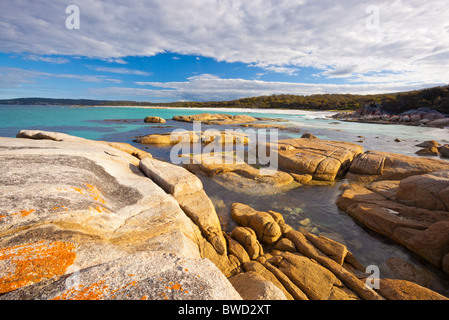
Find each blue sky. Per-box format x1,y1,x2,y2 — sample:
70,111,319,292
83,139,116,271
1,0,448,102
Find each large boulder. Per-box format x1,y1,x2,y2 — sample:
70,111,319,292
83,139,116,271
144,116,166,124
440,145,449,158
242,261,294,300
231,203,282,244
274,138,363,181
346,150,449,182
267,251,338,300
0,132,240,299
136,130,250,145
395,170,449,211
183,153,296,196
415,140,440,148
415,147,440,156
173,113,257,125
201,131,250,145
405,221,449,267
231,227,263,260
228,271,287,300
336,173,449,274
135,131,200,144
376,279,448,300
139,157,227,255
425,118,449,128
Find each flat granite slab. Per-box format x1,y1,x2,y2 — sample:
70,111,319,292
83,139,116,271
0,136,241,299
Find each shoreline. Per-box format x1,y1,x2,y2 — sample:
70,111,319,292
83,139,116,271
70,104,338,117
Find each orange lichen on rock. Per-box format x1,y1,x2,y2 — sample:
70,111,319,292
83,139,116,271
0,240,76,294
16,209,35,217
71,187,85,195
52,206,68,211
70,184,109,213
165,281,189,294
53,280,108,300
88,205,110,214
0,209,36,221
85,184,106,205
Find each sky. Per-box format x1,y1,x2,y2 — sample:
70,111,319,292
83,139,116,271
0,0,448,102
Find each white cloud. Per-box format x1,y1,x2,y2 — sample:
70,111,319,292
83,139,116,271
22,54,70,64
99,57,128,64
0,67,121,88
0,0,448,88
87,66,151,75
54,73,122,83
250,63,299,76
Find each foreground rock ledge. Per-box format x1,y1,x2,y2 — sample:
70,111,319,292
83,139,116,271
0,131,240,299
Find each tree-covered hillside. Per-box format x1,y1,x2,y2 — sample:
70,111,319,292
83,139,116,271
174,85,449,114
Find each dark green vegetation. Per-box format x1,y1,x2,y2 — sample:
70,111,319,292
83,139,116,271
2,85,448,115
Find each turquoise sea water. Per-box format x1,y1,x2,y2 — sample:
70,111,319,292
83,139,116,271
2,104,449,295
1,104,447,155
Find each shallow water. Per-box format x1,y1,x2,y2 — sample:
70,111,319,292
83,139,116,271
2,104,449,296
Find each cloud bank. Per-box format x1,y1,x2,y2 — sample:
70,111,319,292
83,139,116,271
1,0,448,100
